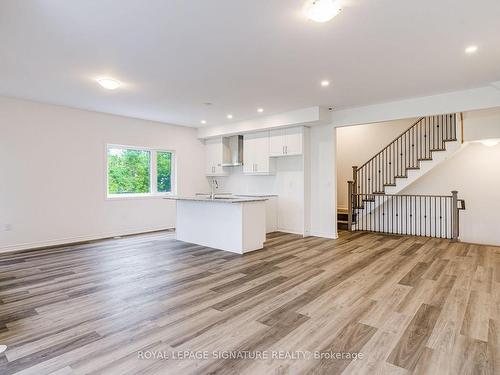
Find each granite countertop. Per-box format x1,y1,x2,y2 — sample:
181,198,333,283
163,195,268,203
233,193,278,197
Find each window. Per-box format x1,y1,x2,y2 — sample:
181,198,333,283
156,151,172,193
107,145,175,197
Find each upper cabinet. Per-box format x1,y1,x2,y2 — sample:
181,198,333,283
205,138,228,176
205,126,303,176
243,131,275,175
269,127,303,157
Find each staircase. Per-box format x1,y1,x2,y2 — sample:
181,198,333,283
344,113,466,240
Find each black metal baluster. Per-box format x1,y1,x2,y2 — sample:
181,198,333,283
401,196,408,234
398,195,400,235
418,121,422,161
453,114,457,139
360,195,363,231
445,197,448,238
426,116,429,158
371,160,373,195
409,195,413,235
445,114,449,141
434,196,437,237
413,126,416,167
441,115,444,148
440,197,443,238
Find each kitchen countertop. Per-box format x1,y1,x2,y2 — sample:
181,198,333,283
234,194,278,197
163,195,268,203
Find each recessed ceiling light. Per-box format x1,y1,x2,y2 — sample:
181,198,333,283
201,120,207,124
321,80,330,87
257,108,264,113
465,45,478,54
226,114,233,119
307,0,342,23
96,77,121,90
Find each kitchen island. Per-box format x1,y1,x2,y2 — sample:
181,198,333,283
164,196,267,254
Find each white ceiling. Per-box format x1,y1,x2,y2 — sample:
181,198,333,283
1,0,499,128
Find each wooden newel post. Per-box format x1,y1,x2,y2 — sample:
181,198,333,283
347,181,354,231
352,165,358,193
451,190,458,241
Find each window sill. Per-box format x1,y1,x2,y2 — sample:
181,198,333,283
106,193,175,201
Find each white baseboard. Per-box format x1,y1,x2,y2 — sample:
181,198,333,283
0,226,174,254
276,228,304,236
309,230,338,239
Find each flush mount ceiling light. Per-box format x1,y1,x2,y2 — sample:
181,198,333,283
96,77,121,90
201,120,207,124
226,114,233,119
465,45,478,54
480,139,499,147
321,80,330,87
307,0,342,23
257,108,264,113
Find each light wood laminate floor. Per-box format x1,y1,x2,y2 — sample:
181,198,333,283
0,231,499,374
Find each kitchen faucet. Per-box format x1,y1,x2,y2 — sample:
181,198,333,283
210,178,219,199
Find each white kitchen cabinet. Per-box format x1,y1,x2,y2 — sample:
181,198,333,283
284,127,303,155
205,138,228,176
269,126,303,157
265,196,278,233
243,131,275,175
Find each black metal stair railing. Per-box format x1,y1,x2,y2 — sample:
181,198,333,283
346,190,465,240
345,113,466,240
351,114,457,198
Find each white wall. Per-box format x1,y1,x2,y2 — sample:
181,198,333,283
330,85,500,128
214,156,306,235
463,107,500,141
402,142,500,246
0,96,207,252
309,124,337,238
336,118,416,209
402,107,500,245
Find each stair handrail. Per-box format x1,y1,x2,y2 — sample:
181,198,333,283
356,116,425,171
351,113,457,197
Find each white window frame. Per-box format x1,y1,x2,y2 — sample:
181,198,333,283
105,144,176,200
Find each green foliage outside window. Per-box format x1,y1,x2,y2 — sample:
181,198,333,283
108,148,151,194
157,151,172,192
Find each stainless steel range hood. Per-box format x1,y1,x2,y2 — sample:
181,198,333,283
221,135,243,167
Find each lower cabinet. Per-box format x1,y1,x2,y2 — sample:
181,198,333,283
265,196,278,233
